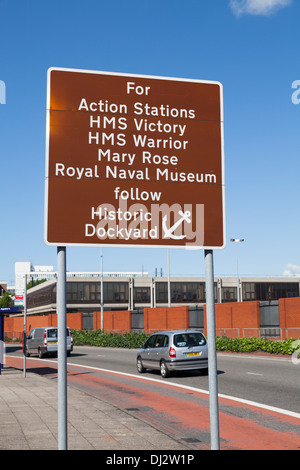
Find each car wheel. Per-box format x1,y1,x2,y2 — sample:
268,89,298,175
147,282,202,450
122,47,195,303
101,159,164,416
25,348,30,357
137,357,146,373
38,348,44,359
160,360,170,378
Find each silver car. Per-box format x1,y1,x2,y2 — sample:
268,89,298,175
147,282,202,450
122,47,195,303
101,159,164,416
136,330,208,378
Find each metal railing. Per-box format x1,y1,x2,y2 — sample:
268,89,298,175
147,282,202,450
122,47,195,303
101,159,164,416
214,328,300,340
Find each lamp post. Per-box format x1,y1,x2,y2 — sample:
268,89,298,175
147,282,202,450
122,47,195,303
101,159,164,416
167,249,171,307
230,238,244,302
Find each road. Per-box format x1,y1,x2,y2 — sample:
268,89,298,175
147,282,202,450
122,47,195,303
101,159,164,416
5,344,300,450
69,346,300,413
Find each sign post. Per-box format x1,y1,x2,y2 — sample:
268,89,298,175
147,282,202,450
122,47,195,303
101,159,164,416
45,68,225,450
57,246,67,450
204,249,220,449
23,278,27,378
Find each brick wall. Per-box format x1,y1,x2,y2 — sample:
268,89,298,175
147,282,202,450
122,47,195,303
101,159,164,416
204,301,261,337
4,300,300,339
103,310,131,333
4,312,83,338
279,297,300,339
143,306,189,334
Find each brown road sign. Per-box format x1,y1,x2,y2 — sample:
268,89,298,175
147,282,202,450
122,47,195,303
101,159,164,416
45,68,225,249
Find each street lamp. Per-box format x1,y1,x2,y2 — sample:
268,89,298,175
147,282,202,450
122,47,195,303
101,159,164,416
230,238,244,302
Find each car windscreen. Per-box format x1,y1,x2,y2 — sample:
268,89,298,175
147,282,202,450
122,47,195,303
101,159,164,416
174,332,206,347
47,328,70,338
47,328,57,339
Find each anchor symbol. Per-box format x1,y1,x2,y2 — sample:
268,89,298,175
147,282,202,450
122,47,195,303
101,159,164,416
162,210,192,239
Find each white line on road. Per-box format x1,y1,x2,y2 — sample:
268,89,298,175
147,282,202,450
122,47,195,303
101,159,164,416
10,355,299,420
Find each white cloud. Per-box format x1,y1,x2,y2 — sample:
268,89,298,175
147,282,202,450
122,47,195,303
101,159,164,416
230,0,293,16
283,264,300,276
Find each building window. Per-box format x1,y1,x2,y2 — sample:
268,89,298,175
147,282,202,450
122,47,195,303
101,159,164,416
103,282,128,303
134,287,150,303
222,287,237,302
63,281,129,304
156,282,208,303
242,283,256,301
242,282,299,301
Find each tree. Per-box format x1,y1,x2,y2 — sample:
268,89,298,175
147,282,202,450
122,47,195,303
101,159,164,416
27,278,47,290
0,292,12,307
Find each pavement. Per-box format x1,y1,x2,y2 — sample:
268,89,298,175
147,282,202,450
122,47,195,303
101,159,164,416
0,365,193,451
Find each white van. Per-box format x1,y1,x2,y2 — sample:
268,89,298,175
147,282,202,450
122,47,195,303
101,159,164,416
26,327,73,358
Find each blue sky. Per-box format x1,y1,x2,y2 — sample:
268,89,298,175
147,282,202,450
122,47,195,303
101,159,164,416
0,0,299,284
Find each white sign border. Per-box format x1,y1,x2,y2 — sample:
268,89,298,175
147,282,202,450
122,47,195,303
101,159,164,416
44,67,226,250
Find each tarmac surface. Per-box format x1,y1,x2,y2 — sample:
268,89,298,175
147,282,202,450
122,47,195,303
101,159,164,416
0,365,193,451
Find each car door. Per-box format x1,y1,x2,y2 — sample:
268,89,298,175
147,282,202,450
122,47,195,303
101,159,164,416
150,334,167,369
140,334,157,368
27,329,35,352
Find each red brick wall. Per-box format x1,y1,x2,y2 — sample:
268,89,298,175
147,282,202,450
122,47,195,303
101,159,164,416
4,300,300,339
104,310,131,333
94,310,131,332
143,306,189,334
204,301,261,337
4,312,82,337
279,298,300,339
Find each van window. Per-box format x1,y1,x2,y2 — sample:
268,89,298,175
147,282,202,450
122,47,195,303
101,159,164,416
174,332,206,347
145,335,157,349
46,328,70,338
47,329,57,339
154,334,169,348
29,330,35,339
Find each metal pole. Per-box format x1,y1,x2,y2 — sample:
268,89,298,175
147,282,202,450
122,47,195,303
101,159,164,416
100,248,104,331
0,315,3,375
167,249,171,307
204,249,220,450
23,275,27,378
236,243,240,302
230,239,244,302
57,246,67,450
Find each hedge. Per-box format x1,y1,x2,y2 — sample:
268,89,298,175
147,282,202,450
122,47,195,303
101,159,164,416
215,336,299,355
71,330,149,349
71,330,300,355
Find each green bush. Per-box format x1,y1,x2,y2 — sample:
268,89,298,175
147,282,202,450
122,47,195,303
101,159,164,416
215,336,299,355
71,330,149,349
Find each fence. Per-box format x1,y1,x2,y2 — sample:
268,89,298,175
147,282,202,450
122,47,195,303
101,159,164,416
215,327,300,340
4,328,300,342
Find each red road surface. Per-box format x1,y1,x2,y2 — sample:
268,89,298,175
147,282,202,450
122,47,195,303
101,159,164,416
6,356,300,450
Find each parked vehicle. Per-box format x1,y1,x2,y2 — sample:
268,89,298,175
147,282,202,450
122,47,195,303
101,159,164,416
26,327,73,358
136,330,208,378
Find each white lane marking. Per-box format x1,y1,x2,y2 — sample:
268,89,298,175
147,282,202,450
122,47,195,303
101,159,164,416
9,355,300,420
217,353,291,363
247,372,263,376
